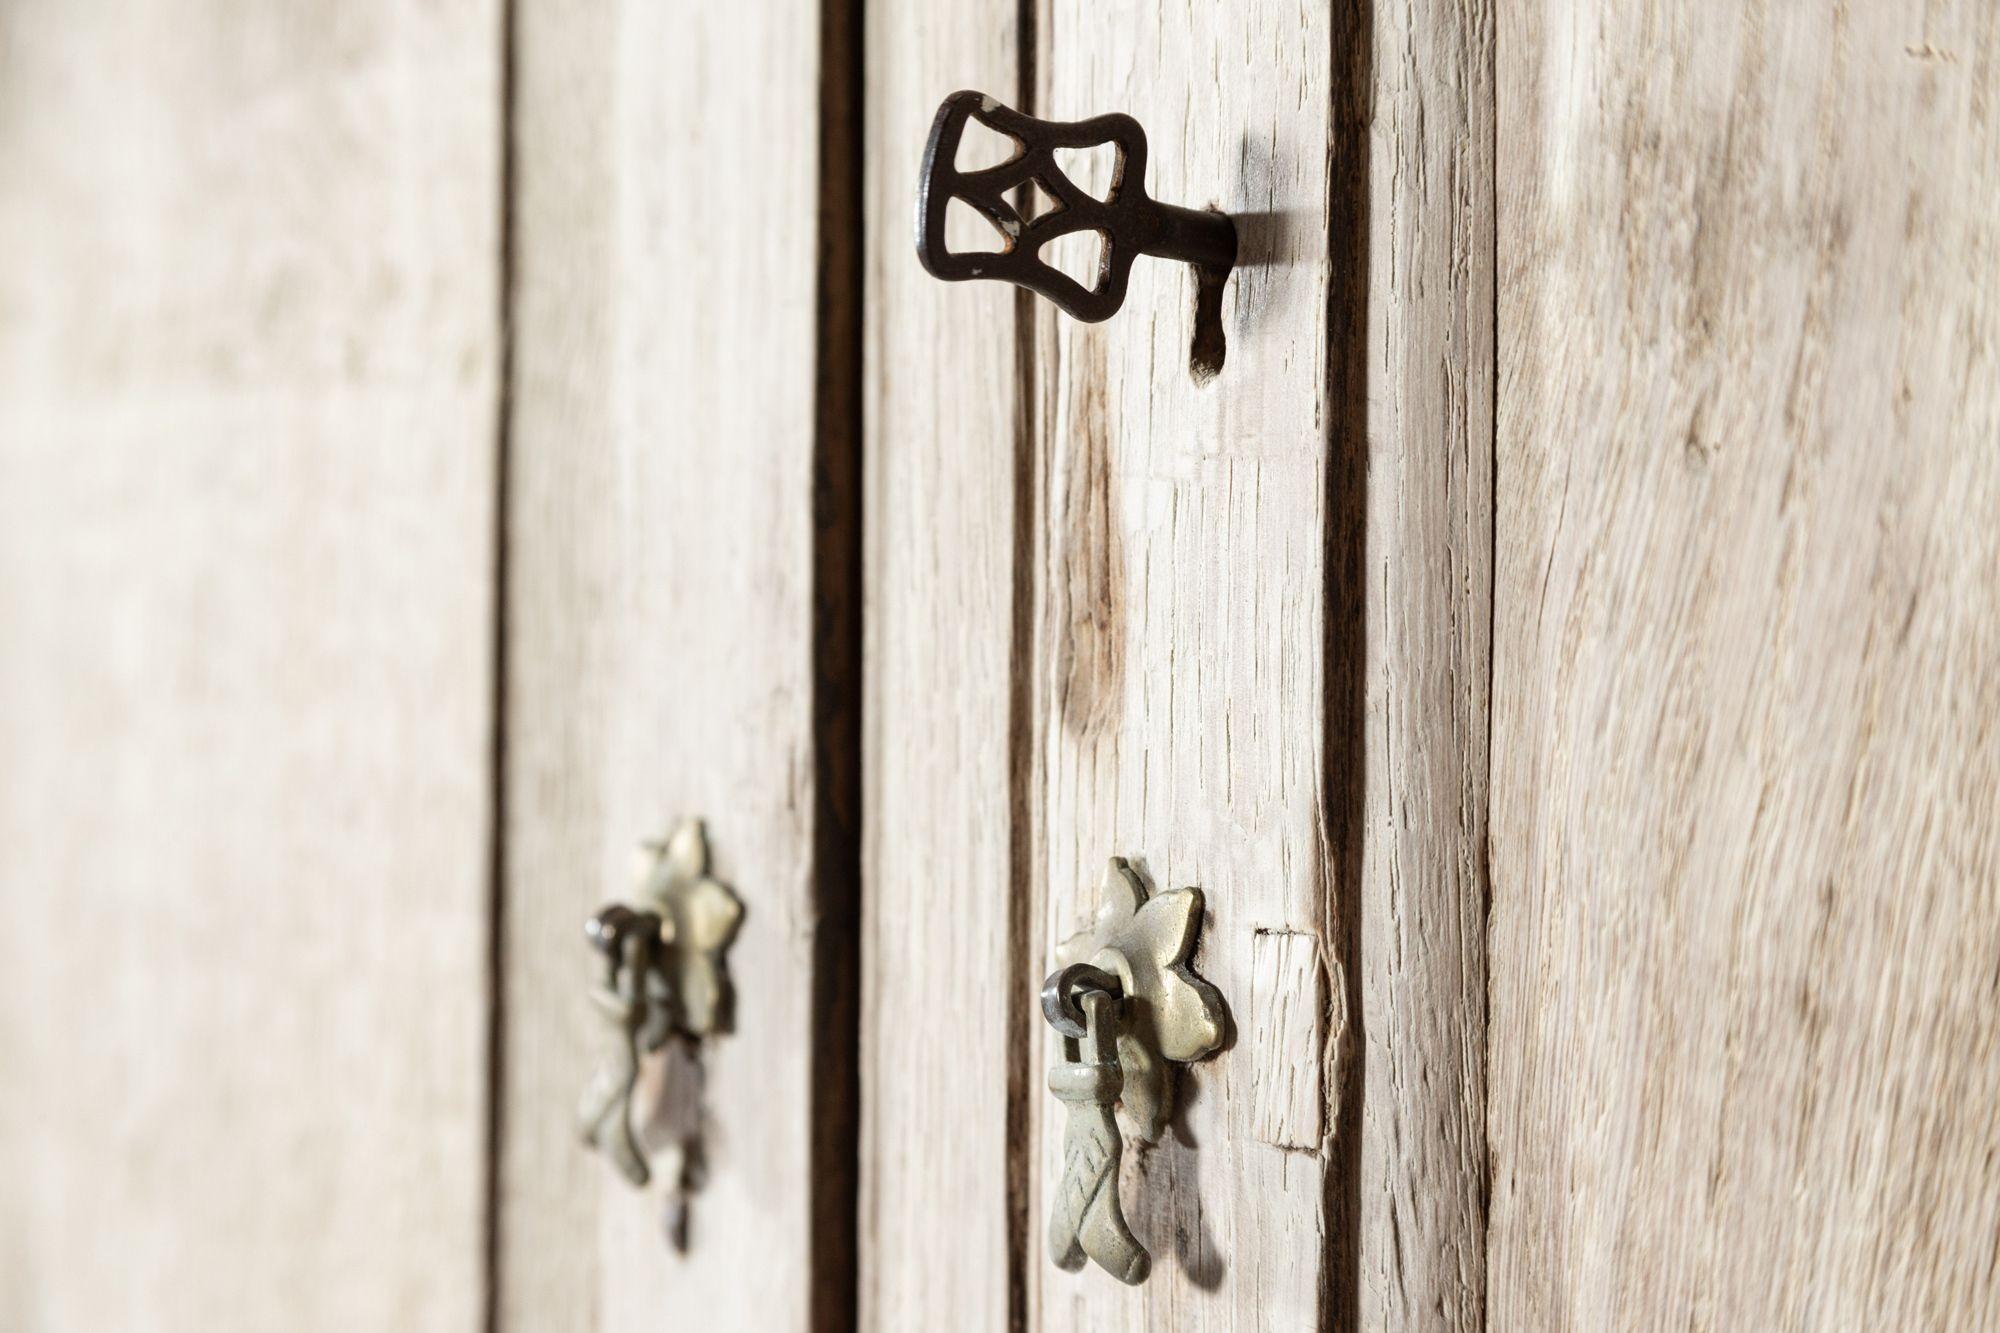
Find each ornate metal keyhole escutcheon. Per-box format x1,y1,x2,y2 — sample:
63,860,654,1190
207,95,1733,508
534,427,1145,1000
915,90,1238,323
577,818,743,1246
1041,858,1228,1285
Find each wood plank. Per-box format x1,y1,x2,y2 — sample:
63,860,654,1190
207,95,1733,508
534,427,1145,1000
1492,2,2000,1325
1022,2,1494,1325
0,3,501,1329
1024,4,1338,1327
1356,0,1494,1325
858,0,1027,1324
497,0,857,1328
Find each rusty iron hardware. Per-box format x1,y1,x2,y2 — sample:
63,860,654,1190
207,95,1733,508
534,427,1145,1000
578,819,743,1240
1042,859,1227,1285
915,90,1237,322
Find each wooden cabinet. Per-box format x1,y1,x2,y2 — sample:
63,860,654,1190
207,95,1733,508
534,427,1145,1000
3,1,1995,1329
862,0,1489,1326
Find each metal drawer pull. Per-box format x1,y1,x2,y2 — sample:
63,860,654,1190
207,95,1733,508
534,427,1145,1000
916,90,1237,323
578,819,743,1245
1041,859,1227,1284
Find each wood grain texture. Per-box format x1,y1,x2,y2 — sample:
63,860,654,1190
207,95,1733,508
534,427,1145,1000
1492,2,2000,1327
0,3,501,1329
858,0,1026,1325
1025,3,1338,1326
498,0,849,1327
1357,0,1494,1325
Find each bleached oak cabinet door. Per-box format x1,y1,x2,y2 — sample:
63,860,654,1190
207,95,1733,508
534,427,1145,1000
0,3,502,1329
862,0,1493,1326
1492,2,2000,1327
497,0,860,1329
859,0,1025,1325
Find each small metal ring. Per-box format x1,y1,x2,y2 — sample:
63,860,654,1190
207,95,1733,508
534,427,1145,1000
1040,963,1124,1038
584,904,661,957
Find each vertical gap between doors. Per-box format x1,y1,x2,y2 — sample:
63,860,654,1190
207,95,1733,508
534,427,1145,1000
1481,0,1501,1292
1003,1,1040,1328
1320,1,1372,1329
810,0,867,1327
480,0,520,1328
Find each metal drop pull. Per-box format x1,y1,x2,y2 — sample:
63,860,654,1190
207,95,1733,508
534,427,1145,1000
916,91,1238,323
1041,859,1227,1284
1045,975,1148,1283
578,819,743,1244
